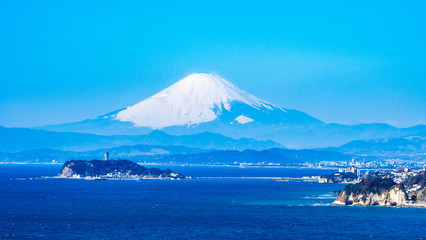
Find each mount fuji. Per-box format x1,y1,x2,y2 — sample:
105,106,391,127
115,73,287,129
38,73,425,148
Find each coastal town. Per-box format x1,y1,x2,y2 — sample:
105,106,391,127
319,166,425,184
316,164,426,207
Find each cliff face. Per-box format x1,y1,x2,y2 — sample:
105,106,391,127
58,160,184,179
333,171,426,207
333,185,407,206
332,178,408,206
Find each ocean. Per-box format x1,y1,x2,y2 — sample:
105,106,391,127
0,164,425,239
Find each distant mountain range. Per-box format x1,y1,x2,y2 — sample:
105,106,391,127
0,144,353,165
328,136,426,156
0,144,210,163
2,73,424,164
2,124,424,164
0,126,282,152
36,73,426,148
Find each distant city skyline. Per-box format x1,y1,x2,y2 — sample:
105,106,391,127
1,1,425,128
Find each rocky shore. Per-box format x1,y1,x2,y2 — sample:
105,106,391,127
333,171,426,207
58,159,185,180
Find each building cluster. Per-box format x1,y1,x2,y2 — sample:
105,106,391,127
320,166,426,184
338,166,361,176
368,167,418,184
319,166,362,183
303,158,426,169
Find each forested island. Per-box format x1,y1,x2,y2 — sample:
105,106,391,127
58,159,185,180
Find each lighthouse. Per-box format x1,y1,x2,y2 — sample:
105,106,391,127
104,152,109,161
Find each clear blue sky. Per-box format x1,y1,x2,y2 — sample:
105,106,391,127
1,0,425,128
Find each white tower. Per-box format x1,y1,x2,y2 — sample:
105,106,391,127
104,152,109,161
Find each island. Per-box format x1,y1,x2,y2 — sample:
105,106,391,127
58,159,185,180
333,170,426,207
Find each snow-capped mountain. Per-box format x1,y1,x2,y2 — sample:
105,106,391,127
115,73,281,129
41,73,322,136
38,73,425,148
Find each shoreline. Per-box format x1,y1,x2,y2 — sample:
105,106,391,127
0,162,341,170
2,162,422,172
333,202,426,209
0,162,339,169
16,176,319,183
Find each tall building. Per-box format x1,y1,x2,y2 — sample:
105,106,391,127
104,152,109,161
346,166,356,174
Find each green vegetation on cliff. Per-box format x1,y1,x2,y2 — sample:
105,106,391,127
343,178,399,195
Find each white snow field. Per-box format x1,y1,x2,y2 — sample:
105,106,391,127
116,73,279,129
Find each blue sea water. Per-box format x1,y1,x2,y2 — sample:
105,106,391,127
1,165,425,239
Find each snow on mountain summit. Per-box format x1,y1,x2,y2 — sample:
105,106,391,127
234,115,254,124
115,73,278,129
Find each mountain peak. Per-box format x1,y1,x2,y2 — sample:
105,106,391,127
115,73,277,129
185,73,217,79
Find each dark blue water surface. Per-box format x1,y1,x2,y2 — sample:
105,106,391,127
1,165,425,239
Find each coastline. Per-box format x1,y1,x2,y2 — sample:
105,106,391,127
6,164,426,209
333,202,426,209
2,162,421,172
0,162,340,169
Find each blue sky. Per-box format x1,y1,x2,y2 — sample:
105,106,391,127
0,0,425,128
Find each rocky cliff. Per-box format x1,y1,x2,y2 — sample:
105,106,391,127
58,160,184,179
333,172,426,207
333,178,407,206
405,171,426,205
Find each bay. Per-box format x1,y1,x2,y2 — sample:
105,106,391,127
0,165,425,239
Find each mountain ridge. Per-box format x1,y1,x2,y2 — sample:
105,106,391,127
35,73,426,148
0,126,282,152
0,146,353,165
